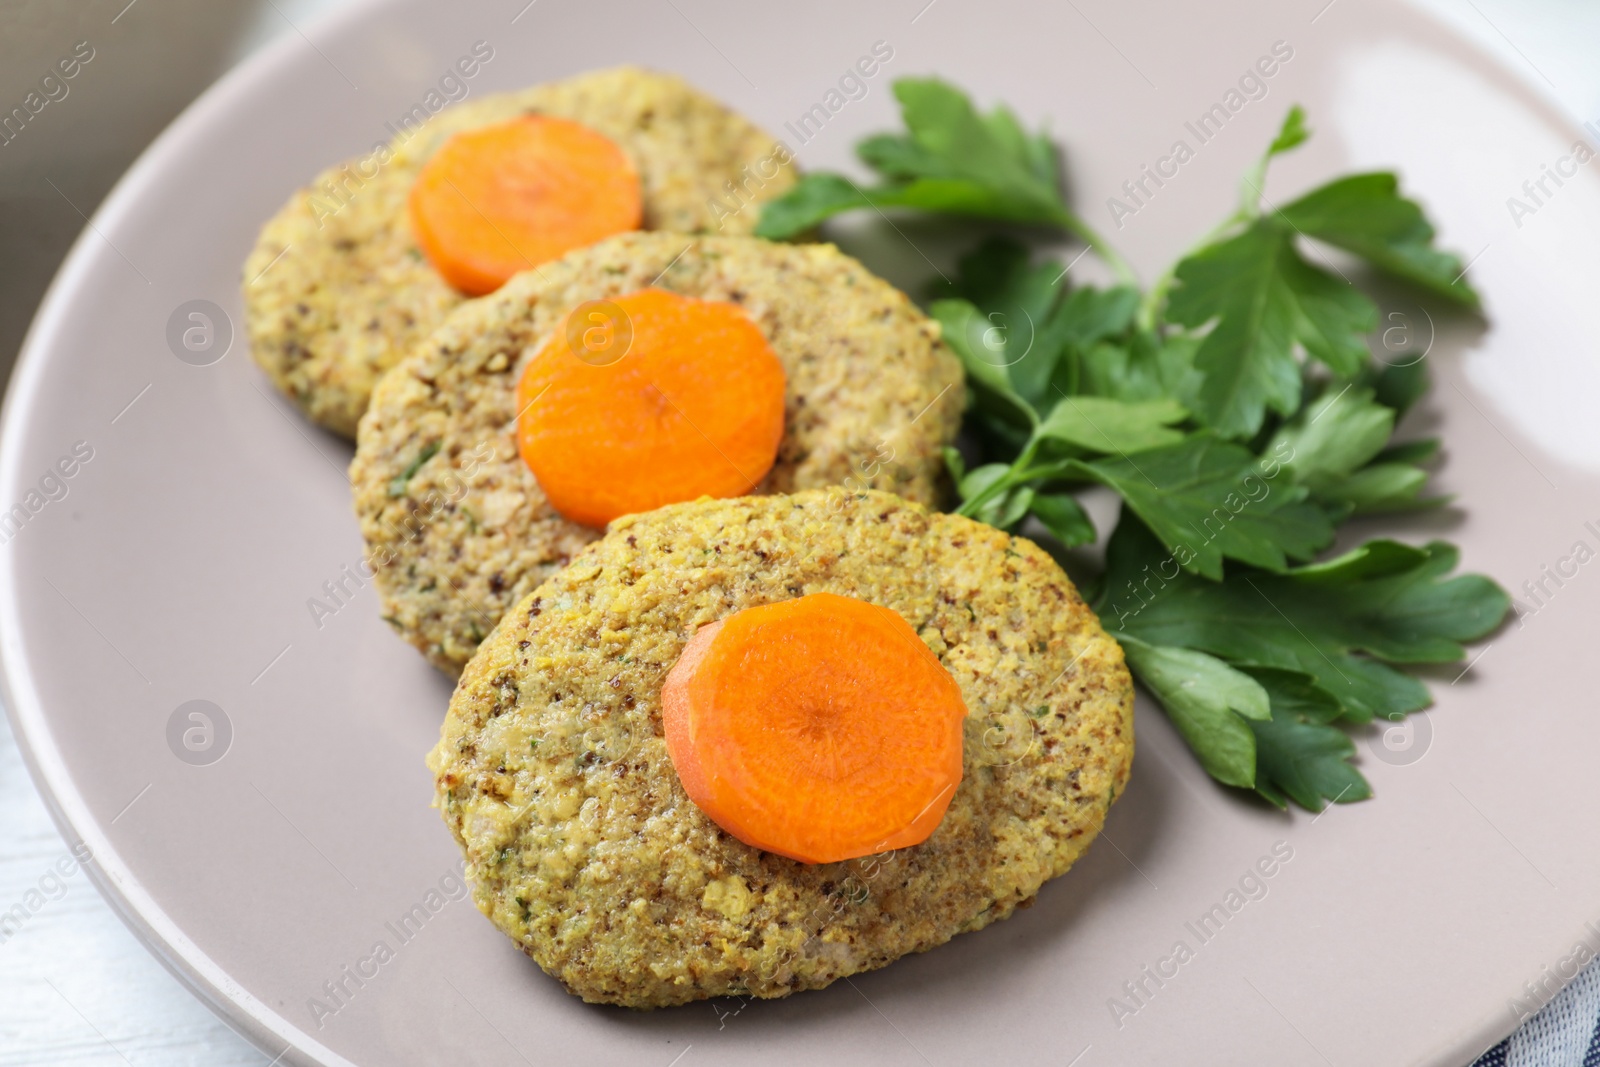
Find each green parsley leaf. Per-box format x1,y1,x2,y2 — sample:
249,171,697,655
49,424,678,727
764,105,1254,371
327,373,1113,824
987,486,1035,529
930,238,1069,409
930,298,1037,435
1077,330,1201,406
750,174,872,239
1239,666,1343,724
1055,284,1142,346
957,462,1011,502
873,77,1065,215
1118,634,1268,788
1029,492,1096,548
1316,462,1441,516
955,463,1033,528
756,79,1075,238
1368,359,1430,415
931,235,1056,311
1268,385,1442,515
1267,105,1310,157
930,237,1141,410
1037,395,1188,454
1270,385,1395,486
1101,513,1509,721
1166,219,1376,437
1248,698,1372,810
1375,437,1440,465
755,172,1050,239
1066,435,1334,579
1276,172,1480,307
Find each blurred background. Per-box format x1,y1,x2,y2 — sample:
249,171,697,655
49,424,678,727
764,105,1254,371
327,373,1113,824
0,0,346,390
0,0,1597,1063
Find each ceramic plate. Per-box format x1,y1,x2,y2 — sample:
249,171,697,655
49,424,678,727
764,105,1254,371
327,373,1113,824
5,0,1598,1063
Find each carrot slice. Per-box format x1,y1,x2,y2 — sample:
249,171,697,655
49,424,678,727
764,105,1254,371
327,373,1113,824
516,287,786,528
661,593,967,864
409,114,643,296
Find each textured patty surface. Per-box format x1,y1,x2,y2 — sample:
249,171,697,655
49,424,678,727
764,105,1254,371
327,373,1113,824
428,490,1135,1009
351,234,964,674
243,66,794,436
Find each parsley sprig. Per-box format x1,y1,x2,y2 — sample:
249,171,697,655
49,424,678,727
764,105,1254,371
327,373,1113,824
755,78,1138,285
759,85,1508,810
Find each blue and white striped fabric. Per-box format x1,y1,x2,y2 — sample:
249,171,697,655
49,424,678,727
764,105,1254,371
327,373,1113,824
1473,959,1600,1066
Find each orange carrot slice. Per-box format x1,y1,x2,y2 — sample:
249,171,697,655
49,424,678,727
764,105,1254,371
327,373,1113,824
516,287,786,528
661,592,967,864
409,114,643,296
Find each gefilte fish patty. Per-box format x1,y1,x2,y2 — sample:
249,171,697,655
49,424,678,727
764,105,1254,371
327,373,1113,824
428,489,1135,1008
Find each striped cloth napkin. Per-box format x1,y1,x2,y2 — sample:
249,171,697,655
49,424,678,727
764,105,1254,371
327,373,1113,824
1473,959,1600,1066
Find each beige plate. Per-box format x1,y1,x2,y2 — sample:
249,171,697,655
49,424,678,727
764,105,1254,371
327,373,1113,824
3,0,1598,1064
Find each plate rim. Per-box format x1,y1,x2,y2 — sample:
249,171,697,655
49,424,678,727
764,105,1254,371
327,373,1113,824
0,0,391,1062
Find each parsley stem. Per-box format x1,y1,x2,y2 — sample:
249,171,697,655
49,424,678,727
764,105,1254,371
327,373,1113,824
1134,133,1287,332
1136,271,1176,334
953,438,1082,520
1134,207,1253,332
954,475,1016,518
1055,210,1139,288
1237,158,1270,221
954,437,1039,518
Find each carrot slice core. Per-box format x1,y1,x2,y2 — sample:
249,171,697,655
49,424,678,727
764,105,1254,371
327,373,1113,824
662,593,967,864
516,287,786,528
409,114,643,295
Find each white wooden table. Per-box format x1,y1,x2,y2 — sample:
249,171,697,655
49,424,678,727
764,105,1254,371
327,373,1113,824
0,0,1595,1063
0,713,267,1066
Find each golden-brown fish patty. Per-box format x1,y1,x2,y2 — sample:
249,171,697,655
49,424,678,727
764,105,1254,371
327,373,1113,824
351,233,964,674
429,489,1135,1008
244,66,795,436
